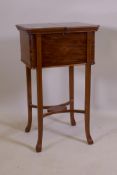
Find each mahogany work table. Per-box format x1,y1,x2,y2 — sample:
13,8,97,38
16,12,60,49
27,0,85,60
16,22,99,152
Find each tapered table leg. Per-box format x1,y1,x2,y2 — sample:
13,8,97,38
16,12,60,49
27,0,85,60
69,66,76,126
25,66,32,132
85,63,93,144
36,67,43,152
36,36,43,152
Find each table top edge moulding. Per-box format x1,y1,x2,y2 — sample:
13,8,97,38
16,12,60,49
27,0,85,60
16,22,99,34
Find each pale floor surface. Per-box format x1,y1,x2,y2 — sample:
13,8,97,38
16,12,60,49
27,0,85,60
0,112,117,175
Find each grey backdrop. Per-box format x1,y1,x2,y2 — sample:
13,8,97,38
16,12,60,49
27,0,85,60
0,0,117,117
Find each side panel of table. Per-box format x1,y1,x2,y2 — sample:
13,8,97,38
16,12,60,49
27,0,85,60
19,31,36,68
42,32,94,67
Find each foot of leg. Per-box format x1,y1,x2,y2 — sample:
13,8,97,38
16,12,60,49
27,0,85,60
25,124,31,132
70,114,76,126
87,136,94,144
36,143,42,152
